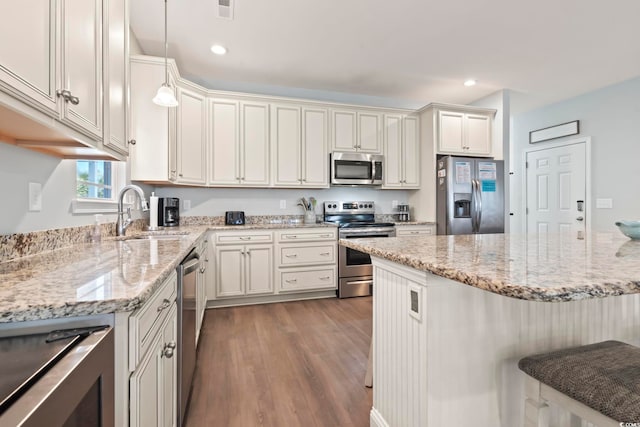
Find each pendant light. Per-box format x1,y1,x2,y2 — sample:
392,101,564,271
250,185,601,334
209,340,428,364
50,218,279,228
153,0,179,107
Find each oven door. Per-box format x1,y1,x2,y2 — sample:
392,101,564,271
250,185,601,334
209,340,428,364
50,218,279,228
0,328,114,427
338,228,396,278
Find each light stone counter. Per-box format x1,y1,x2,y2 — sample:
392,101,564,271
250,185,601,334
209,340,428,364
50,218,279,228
0,222,336,323
340,232,640,302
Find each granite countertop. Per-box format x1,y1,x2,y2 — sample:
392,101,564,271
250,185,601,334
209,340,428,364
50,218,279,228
340,232,640,302
0,222,337,324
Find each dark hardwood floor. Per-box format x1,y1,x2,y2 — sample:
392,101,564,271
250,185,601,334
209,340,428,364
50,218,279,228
184,297,373,427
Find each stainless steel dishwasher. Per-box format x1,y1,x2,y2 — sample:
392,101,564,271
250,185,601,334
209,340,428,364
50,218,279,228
177,248,200,426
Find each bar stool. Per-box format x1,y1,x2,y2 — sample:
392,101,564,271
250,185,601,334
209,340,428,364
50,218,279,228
518,340,640,427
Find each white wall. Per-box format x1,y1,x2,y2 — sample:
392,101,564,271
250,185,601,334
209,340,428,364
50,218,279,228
152,186,412,217
510,76,640,232
0,143,119,234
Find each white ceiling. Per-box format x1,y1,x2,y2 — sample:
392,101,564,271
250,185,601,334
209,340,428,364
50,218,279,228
130,0,640,111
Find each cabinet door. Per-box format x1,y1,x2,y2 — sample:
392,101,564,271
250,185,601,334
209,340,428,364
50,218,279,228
301,107,329,187
130,332,161,427
241,102,270,186
403,115,420,187
272,104,301,186
104,0,128,155
205,236,216,301
61,0,103,139
438,110,465,153
176,87,207,185
332,110,357,151
358,112,382,153
161,306,178,427
215,245,245,297
245,245,273,295
129,59,171,182
209,98,240,185
383,114,403,188
0,0,58,115
465,113,491,155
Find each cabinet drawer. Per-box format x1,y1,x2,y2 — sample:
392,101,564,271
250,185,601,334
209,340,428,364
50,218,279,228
278,243,335,266
215,231,273,245
396,226,436,236
277,228,336,242
278,267,336,292
129,270,177,370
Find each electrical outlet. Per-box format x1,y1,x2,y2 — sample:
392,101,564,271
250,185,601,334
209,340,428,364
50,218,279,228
596,198,613,209
183,200,191,211
280,200,286,209
28,182,42,212
392,200,398,208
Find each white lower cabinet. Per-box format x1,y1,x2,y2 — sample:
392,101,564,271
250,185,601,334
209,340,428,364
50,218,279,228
395,224,436,236
214,231,274,298
196,238,209,344
275,228,337,293
129,272,178,427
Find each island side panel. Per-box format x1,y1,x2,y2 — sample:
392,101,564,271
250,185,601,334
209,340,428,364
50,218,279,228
370,256,640,427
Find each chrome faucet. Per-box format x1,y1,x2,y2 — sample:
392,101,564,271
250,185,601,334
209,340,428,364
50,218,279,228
116,185,149,236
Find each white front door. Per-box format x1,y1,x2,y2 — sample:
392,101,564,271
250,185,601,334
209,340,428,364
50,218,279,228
526,142,587,235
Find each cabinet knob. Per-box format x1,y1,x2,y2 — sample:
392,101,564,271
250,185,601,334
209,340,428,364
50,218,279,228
200,266,206,273
128,139,136,145
162,341,176,358
68,94,80,105
179,173,183,177
157,298,171,312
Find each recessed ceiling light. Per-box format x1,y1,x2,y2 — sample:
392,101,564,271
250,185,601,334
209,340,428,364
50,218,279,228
210,45,227,55
464,79,477,87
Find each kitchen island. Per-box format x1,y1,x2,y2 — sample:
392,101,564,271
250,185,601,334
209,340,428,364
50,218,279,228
340,233,640,427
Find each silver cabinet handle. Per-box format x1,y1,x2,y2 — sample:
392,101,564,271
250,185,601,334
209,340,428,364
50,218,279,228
285,279,297,283
320,252,330,256
239,236,251,240
285,235,298,239
128,139,136,145
162,341,176,358
200,266,206,273
320,276,331,280
157,298,171,312
56,89,79,105
320,234,332,238
68,94,79,105
576,216,584,221
285,254,298,258
410,231,419,234
179,173,183,177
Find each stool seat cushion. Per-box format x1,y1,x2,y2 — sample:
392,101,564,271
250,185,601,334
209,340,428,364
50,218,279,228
518,340,640,422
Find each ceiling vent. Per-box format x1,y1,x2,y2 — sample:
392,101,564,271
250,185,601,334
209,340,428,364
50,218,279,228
217,0,234,20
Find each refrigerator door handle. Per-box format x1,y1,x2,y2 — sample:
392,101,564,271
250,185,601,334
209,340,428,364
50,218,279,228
471,179,478,232
476,179,483,231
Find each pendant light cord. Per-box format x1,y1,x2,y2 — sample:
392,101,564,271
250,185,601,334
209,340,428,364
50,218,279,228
164,0,169,86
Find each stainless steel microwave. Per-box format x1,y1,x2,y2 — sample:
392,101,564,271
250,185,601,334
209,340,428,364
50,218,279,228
331,152,383,186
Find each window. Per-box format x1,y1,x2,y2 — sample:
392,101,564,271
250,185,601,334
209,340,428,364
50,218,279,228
76,160,113,199
72,160,126,213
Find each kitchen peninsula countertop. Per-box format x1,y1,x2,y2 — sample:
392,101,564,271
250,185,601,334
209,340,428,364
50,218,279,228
340,232,640,302
0,222,336,323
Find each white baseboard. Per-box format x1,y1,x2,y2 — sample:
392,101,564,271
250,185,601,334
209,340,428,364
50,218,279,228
205,290,337,308
370,407,389,427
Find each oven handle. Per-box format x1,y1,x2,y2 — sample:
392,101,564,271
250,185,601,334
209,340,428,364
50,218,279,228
339,228,396,237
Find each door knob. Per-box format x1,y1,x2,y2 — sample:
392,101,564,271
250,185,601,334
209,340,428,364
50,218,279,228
576,216,584,221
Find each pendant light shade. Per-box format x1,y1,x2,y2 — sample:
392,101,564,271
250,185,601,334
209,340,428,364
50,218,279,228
153,0,178,107
153,84,179,107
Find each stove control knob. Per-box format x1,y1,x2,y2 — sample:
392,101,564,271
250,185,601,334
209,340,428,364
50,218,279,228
368,204,373,208
359,204,363,208
332,204,337,208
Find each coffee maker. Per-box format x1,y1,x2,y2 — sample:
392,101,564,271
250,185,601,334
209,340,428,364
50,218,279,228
397,203,410,222
158,197,180,227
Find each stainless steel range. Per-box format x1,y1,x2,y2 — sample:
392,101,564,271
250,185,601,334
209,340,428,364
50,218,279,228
324,201,396,298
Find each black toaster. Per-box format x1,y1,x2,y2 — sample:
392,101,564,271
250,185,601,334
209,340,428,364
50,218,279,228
225,211,245,225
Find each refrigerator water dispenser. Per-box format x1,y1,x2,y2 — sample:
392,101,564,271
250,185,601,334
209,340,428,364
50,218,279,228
453,194,471,218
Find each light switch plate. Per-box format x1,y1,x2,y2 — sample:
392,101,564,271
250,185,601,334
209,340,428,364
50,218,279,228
280,200,286,209
28,182,42,212
183,199,191,211
596,198,613,209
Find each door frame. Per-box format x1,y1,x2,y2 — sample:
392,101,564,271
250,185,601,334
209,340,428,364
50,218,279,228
522,136,592,234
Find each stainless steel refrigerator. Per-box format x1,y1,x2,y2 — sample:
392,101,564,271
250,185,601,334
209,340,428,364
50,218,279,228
436,156,505,235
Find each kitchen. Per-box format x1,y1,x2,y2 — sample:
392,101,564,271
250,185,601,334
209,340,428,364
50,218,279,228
1,1,640,426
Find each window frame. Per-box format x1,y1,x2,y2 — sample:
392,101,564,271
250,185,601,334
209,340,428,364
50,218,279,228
72,160,127,214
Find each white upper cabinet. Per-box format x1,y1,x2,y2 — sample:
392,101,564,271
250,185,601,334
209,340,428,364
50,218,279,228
103,0,129,156
0,0,58,115
209,99,270,186
437,109,492,156
0,0,103,140
272,104,329,188
129,57,175,183
331,109,382,154
176,87,207,185
60,0,103,140
209,99,240,185
383,114,419,189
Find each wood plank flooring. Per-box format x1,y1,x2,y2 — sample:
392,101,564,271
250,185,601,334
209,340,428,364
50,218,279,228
185,297,373,427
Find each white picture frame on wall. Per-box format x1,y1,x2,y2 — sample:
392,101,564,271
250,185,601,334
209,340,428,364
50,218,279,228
529,120,580,144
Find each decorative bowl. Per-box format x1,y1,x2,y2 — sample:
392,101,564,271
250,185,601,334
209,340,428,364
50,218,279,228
615,220,640,239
